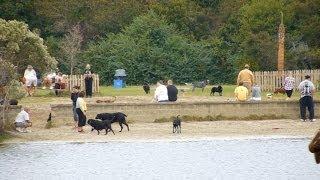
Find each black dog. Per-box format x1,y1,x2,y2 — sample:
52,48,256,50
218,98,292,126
87,119,115,135
210,85,223,96
191,80,209,92
143,83,150,94
173,115,181,133
95,112,129,132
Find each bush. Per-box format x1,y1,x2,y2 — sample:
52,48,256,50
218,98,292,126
83,11,235,85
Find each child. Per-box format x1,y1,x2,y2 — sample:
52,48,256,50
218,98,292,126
71,86,80,128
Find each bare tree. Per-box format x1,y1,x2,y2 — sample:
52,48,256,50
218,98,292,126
61,23,83,75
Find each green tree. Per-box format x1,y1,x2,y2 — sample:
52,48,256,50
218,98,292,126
150,0,215,40
83,11,232,85
0,18,56,75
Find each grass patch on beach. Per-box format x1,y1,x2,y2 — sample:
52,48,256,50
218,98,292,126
0,132,12,143
154,114,288,123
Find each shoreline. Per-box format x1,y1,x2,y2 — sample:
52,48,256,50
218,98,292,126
1,135,312,145
2,119,318,144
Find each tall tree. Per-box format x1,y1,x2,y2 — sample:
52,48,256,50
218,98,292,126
61,24,83,75
0,18,56,75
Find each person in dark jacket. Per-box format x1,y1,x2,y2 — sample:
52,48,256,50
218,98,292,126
84,64,93,98
167,80,178,102
71,86,80,128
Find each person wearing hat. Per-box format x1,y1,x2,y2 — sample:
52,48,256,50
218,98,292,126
23,65,37,96
84,64,93,98
298,75,316,122
237,64,254,93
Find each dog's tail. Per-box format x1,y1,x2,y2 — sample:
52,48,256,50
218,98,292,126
118,112,127,117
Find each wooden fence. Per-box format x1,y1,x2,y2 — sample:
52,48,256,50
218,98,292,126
254,69,320,91
65,74,100,93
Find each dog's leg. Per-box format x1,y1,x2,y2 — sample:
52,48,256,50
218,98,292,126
91,128,94,132
105,128,108,135
179,125,181,133
97,130,100,135
110,127,115,135
119,122,123,132
123,122,129,131
173,126,175,133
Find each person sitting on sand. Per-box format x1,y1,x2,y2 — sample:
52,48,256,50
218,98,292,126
234,82,248,102
14,107,32,133
154,80,168,102
76,91,87,132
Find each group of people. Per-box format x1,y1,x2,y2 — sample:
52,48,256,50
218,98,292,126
71,86,87,132
154,80,178,102
234,64,316,122
22,64,94,97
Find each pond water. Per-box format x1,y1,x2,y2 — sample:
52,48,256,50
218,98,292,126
0,138,319,180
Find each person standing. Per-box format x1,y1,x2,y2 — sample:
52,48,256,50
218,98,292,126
154,81,168,102
84,64,93,98
76,91,87,132
234,82,249,102
54,72,63,96
24,65,37,96
71,86,80,129
298,75,316,122
167,80,178,102
14,107,32,133
237,64,254,93
284,72,295,100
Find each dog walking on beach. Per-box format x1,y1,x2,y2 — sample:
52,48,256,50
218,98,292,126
173,115,181,133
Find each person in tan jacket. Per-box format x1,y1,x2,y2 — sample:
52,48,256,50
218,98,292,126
237,64,254,92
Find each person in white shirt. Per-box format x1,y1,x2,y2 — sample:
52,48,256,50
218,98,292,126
15,108,32,133
284,72,295,100
298,75,316,122
154,81,168,102
24,65,37,96
76,91,87,132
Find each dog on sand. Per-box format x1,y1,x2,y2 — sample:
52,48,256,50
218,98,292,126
95,112,129,132
143,83,150,94
173,115,181,133
210,85,223,96
87,119,115,135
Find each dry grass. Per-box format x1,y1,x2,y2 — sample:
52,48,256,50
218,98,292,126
154,114,288,123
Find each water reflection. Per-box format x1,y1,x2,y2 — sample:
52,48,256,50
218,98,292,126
0,138,319,180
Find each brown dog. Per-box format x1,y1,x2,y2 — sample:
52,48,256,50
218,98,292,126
274,88,286,94
309,130,320,164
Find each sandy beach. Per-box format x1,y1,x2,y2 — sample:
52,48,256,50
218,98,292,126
5,119,320,143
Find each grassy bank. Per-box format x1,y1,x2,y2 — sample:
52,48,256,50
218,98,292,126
19,85,319,104
0,132,12,143
154,114,288,123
